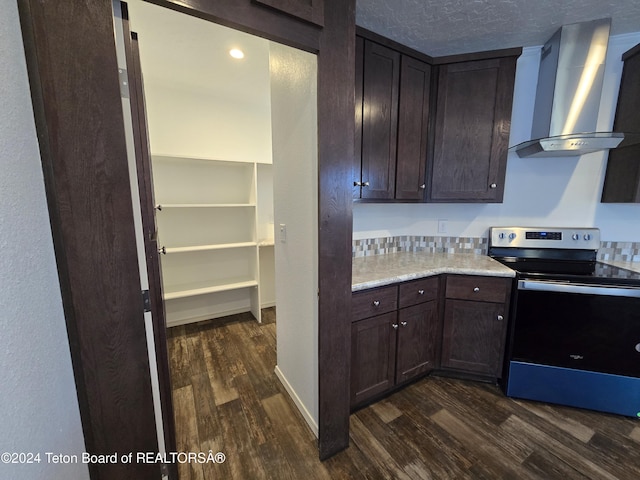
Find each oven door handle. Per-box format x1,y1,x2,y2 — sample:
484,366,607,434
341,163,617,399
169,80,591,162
518,280,640,298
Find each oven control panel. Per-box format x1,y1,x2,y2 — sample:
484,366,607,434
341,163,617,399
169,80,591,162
489,227,600,250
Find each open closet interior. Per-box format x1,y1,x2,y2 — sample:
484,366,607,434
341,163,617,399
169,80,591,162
130,1,276,326
127,0,320,434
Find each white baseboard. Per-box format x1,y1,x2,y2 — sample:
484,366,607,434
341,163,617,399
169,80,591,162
274,365,318,437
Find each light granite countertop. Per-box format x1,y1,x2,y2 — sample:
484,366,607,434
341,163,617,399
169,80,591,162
602,259,640,274
352,251,516,292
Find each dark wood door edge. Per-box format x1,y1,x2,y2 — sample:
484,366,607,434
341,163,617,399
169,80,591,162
121,3,178,479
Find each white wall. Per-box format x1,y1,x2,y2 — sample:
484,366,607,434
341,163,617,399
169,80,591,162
353,32,640,243
143,81,273,162
128,0,273,163
0,3,88,479
269,43,320,434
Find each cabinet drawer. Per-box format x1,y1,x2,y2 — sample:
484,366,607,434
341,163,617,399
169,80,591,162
445,275,510,303
399,277,439,308
352,285,398,321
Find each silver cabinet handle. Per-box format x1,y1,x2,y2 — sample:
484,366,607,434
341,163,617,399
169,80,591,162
419,184,426,189
155,204,162,211
490,183,497,189
392,323,399,329
473,287,480,292
363,181,370,187
497,315,504,321
418,289,425,295
158,246,166,255
400,321,407,327
353,181,362,187
372,300,380,307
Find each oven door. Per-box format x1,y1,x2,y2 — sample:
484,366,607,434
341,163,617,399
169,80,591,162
505,279,640,417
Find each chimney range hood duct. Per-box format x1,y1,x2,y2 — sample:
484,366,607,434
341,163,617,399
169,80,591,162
512,18,630,158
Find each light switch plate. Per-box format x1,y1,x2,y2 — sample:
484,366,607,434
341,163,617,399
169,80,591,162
279,224,287,243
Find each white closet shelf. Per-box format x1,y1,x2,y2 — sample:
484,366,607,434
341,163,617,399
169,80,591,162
164,242,256,253
152,154,258,164
258,239,275,247
157,203,256,208
163,279,259,300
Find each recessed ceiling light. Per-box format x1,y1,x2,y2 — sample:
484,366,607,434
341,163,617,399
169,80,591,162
229,48,244,59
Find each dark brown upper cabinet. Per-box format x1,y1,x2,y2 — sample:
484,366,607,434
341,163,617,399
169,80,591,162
429,55,518,202
354,34,432,201
354,28,520,204
355,38,400,200
252,0,324,27
396,56,431,200
602,43,640,203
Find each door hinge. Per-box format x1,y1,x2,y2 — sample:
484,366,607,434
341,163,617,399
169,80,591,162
118,68,130,98
160,463,169,480
142,290,151,313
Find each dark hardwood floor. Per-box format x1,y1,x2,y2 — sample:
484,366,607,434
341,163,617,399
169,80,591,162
167,309,640,479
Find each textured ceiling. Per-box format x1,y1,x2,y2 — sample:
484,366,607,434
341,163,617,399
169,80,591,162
356,0,640,56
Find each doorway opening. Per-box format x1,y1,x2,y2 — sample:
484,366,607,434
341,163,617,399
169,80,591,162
118,0,320,469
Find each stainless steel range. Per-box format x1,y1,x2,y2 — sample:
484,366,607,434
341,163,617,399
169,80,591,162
489,226,640,418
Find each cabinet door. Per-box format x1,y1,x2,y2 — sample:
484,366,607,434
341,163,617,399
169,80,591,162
396,301,438,383
351,312,397,406
602,43,640,203
354,36,364,199
395,56,431,200
430,57,516,202
360,40,400,199
252,0,324,27
441,299,508,377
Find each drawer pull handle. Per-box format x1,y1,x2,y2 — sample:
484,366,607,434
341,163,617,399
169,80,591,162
372,300,380,307
392,323,398,329
418,289,425,295
497,315,504,321
473,287,480,292
400,321,407,327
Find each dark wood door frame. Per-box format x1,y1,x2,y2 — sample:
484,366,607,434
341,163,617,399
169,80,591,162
18,0,354,473
17,1,161,478
121,4,178,479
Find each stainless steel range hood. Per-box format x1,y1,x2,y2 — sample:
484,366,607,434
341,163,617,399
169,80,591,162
511,18,629,158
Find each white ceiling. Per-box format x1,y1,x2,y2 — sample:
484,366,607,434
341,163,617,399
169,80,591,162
127,0,271,105
356,0,640,56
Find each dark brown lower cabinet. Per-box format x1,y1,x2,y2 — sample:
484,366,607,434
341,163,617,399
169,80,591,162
441,299,507,376
440,275,511,378
351,311,397,406
351,278,439,407
395,301,439,382
351,274,511,408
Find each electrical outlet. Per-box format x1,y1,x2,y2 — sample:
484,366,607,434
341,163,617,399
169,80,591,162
438,219,448,234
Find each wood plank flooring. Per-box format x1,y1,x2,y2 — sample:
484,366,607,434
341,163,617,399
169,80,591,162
167,309,640,479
